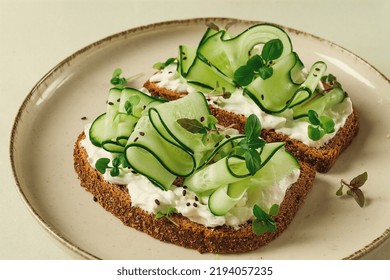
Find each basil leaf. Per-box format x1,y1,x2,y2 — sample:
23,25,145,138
234,65,255,86
247,55,264,71
245,149,261,175
258,66,273,80
262,38,284,62
245,114,262,140
177,118,207,134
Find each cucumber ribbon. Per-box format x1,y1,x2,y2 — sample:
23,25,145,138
177,23,344,116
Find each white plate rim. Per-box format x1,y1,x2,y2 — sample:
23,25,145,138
9,17,390,260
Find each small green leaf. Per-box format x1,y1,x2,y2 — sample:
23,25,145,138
247,137,266,150
246,55,264,71
252,219,269,236
258,66,273,80
269,204,280,216
350,172,368,188
253,204,267,220
155,211,165,219
261,39,283,62
152,62,164,70
308,110,320,126
110,166,120,177
234,65,255,86
112,68,122,78
320,115,335,134
336,184,344,196
308,125,321,141
124,100,132,115
95,158,110,174
207,115,218,128
245,114,262,140
245,149,262,175
350,188,365,208
177,118,207,134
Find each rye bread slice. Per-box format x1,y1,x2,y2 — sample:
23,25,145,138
74,132,316,254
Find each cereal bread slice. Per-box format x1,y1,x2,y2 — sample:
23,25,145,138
74,132,316,254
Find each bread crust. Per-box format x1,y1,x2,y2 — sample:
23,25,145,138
144,80,359,173
74,132,316,254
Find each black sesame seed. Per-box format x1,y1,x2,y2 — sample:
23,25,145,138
139,131,145,136
81,116,87,120
182,189,187,196
225,134,231,139
108,101,114,106
193,202,198,207
195,196,199,201
186,202,191,207
117,98,120,102
200,116,205,122
315,67,320,71
93,196,98,202
155,199,160,205
261,94,265,100
183,185,188,189
134,137,139,142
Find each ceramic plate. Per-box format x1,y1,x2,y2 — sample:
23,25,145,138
10,18,390,259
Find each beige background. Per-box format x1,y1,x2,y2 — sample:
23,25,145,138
1,0,389,259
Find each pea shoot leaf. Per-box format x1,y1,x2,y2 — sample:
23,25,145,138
261,38,283,62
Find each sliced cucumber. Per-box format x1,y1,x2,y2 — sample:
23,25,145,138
292,87,347,119
197,23,292,77
88,87,165,152
125,116,195,190
207,144,298,216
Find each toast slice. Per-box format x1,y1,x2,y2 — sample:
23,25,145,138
74,132,316,254
144,80,359,173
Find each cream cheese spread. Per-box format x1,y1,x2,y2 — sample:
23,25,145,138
149,63,353,148
81,124,300,228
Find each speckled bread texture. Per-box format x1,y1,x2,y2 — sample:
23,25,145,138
143,80,359,173
74,132,316,254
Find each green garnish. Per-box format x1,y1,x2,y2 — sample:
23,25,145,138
153,57,176,70
155,206,178,226
233,38,283,86
95,154,129,177
234,114,265,175
307,110,335,141
110,68,128,89
124,95,141,116
176,115,224,144
337,172,368,208
252,204,279,235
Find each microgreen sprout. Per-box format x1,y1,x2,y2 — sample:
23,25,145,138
252,204,279,235
176,115,224,144
234,39,284,86
336,172,368,208
234,114,265,175
307,110,335,141
124,95,141,116
95,154,129,177
155,206,178,226
153,57,176,70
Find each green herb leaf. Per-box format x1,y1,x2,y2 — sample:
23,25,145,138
258,66,273,80
350,172,368,188
308,110,320,126
177,118,207,134
247,55,264,71
252,219,270,236
153,57,175,70
308,125,321,141
320,115,335,134
261,39,283,62
245,114,262,140
124,100,132,115
233,65,255,86
110,166,120,177
95,158,110,174
245,149,262,175
336,184,344,196
252,204,277,235
350,188,365,208
269,204,280,216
